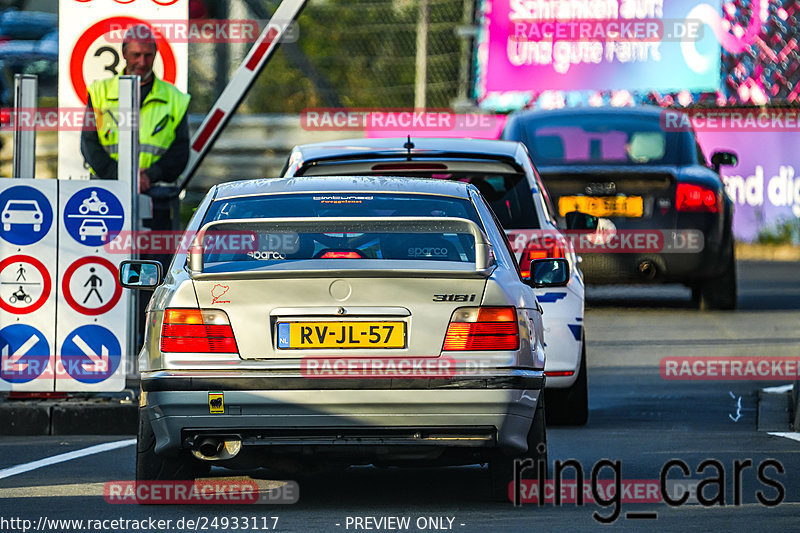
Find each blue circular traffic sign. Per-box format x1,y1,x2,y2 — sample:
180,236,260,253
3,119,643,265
60,325,122,384
0,186,53,246
63,188,125,247
0,324,51,384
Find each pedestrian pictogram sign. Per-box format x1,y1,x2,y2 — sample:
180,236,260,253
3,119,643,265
62,257,123,316
0,186,54,246
63,187,125,247
0,324,51,384
0,255,52,315
59,325,122,384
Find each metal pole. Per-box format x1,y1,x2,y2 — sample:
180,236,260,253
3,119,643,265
12,74,38,179
453,0,478,111
414,0,429,110
118,75,141,380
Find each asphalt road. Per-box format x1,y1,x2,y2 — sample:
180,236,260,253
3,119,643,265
1,260,799,533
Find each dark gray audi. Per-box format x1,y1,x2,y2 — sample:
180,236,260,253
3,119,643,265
502,106,739,310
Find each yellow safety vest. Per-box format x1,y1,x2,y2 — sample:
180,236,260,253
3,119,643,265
87,75,191,174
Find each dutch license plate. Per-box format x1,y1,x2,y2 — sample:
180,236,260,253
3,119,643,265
558,196,644,218
277,322,406,349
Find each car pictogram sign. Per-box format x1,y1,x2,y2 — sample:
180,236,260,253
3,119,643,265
0,186,54,246
63,187,125,247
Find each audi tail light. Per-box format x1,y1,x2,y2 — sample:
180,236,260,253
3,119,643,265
676,183,719,213
443,307,520,351
161,309,238,353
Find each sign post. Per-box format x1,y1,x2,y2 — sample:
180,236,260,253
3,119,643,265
118,75,141,380
12,74,37,180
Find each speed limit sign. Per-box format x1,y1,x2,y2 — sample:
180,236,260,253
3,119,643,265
58,0,188,180
70,16,180,106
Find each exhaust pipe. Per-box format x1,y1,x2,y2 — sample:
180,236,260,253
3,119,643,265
638,260,657,280
191,436,242,461
197,437,224,457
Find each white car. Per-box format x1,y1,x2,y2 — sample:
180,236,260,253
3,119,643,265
283,138,588,425
79,219,108,241
2,199,43,232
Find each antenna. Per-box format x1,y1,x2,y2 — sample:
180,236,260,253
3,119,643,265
403,135,414,160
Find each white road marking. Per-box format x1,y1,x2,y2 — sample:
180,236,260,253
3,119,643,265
0,482,107,498
0,439,135,480
768,432,800,443
729,391,742,422
762,384,794,393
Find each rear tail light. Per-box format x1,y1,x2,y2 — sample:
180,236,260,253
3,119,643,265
443,307,519,351
520,237,566,278
676,183,719,213
160,309,238,353
545,370,575,377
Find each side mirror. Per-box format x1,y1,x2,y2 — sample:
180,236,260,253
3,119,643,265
710,151,737,172
526,258,570,288
565,210,598,231
119,260,163,290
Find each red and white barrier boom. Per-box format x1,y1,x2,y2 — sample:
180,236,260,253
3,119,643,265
178,0,309,191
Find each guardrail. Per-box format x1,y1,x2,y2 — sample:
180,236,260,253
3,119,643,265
1,114,357,189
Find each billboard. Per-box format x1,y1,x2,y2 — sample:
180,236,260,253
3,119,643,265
697,130,800,242
476,0,722,105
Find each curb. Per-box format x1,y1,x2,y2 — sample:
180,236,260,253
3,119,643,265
0,402,51,436
0,400,137,436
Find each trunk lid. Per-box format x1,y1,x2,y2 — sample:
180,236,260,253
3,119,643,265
192,276,488,359
538,165,678,227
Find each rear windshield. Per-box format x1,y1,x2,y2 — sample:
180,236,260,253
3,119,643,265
521,115,682,166
292,172,539,230
200,193,483,265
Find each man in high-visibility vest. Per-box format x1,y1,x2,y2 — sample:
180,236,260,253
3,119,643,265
81,24,190,198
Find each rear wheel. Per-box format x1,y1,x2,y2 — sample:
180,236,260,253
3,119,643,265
488,396,547,502
545,342,588,426
697,254,737,311
136,408,209,485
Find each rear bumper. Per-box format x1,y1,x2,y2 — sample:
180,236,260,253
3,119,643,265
579,248,730,284
142,371,544,457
